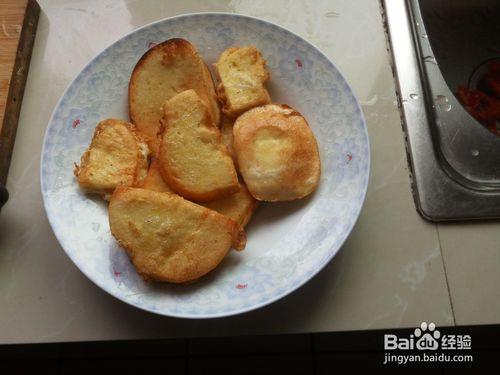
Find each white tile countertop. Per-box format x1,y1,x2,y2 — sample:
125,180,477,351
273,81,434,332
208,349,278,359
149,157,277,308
0,0,498,344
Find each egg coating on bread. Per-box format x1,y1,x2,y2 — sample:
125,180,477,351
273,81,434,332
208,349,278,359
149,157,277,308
109,187,246,283
129,38,220,154
74,119,149,196
215,46,270,118
158,90,239,202
233,104,321,201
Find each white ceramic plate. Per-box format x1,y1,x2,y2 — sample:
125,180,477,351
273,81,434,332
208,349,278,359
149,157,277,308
41,13,370,318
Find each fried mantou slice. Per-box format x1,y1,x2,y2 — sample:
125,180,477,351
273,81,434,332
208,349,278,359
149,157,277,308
233,104,321,201
158,90,239,202
129,38,220,154
139,162,256,226
215,46,271,118
109,187,246,283
139,157,173,193
220,116,238,170
202,183,258,227
74,119,149,195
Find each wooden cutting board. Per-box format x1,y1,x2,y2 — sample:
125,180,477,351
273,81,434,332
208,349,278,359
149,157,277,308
0,0,39,188
0,0,28,131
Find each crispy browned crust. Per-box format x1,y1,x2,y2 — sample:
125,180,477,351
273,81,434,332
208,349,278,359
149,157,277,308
73,118,149,195
139,157,256,226
215,46,271,118
220,116,239,171
233,104,321,201
237,186,260,227
129,38,220,154
201,61,221,126
109,187,246,283
201,182,259,227
158,90,239,202
138,157,173,193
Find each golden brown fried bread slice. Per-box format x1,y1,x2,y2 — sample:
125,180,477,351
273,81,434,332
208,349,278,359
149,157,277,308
220,116,238,170
109,187,246,283
139,161,256,226
158,90,239,202
74,119,149,195
233,104,321,201
215,46,271,118
139,158,173,193
202,183,258,227
129,38,220,154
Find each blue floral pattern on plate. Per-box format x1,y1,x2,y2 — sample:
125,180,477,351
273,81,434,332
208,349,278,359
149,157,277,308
40,13,370,318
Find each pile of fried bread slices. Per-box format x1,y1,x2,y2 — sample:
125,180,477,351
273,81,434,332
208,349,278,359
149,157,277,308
74,39,321,284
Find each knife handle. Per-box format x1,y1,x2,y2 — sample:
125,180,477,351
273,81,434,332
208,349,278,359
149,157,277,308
0,184,9,208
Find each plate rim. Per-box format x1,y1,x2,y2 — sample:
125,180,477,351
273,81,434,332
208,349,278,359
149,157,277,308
40,12,370,319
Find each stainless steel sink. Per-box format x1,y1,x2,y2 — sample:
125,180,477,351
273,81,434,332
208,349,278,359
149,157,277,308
383,0,500,221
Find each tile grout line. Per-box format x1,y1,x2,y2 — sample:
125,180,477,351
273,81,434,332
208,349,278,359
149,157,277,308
435,224,457,327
